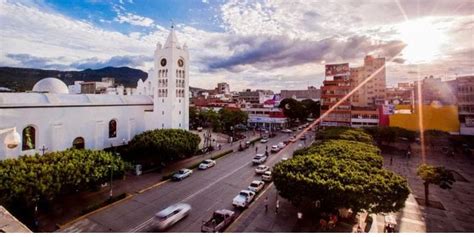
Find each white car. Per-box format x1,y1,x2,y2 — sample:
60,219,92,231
282,129,292,133
255,165,270,174
262,171,272,182
270,145,280,153
155,203,191,230
281,156,289,161
248,180,265,193
172,168,193,181
232,190,256,208
277,142,286,149
260,138,269,143
199,159,216,170
252,153,268,164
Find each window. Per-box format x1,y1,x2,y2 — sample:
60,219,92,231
179,110,181,115
72,137,85,149
22,125,36,150
162,111,164,115
109,120,117,138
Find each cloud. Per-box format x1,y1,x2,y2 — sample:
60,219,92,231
206,35,405,71
113,5,154,27
6,53,153,70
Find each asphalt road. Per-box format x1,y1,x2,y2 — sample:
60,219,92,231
60,131,312,232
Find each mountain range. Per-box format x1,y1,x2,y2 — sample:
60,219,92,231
0,66,206,93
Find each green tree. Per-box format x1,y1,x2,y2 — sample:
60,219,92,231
279,98,308,125
416,164,455,206
218,108,249,133
317,126,373,144
301,99,321,119
189,106,200,129
126,129,200,164
0,149,125,209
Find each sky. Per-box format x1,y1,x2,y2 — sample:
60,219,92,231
0,0,473,91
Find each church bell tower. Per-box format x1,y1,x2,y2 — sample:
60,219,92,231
153,26,189,130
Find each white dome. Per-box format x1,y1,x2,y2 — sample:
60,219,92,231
32,77,69,94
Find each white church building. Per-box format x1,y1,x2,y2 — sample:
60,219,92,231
0,28,189,160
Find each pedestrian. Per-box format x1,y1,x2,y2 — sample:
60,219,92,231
256,146,258,153
407,150,411,159
265,151,269,157
275,199,280,214
264,196,268,212
266,145,268,151
390,155,393,165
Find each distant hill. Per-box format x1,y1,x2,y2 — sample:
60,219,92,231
0,66,148,92
0,66,209,93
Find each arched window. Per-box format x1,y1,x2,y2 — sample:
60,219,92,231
72,137,85,149
109,119,117,138
22,125,36,150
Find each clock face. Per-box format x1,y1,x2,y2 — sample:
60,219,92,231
178,59,184,67
160,58,167,67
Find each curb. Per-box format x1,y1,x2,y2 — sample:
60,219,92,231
57,193,134,230
136,180,170,194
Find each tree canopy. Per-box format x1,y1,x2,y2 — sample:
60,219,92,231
218,108,249,133
126,129,200,163
0,149,125,207
274,128,409,214
317,126,373,144
279,98,308,124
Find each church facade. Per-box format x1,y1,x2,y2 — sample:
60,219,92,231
0,28,189,160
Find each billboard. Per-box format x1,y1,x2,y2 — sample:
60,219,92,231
325,63,350,76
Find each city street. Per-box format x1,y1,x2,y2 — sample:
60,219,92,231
59,132,311,232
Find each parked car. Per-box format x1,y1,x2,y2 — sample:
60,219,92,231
252,153,268,164
260,138,269,143
289,136,297,143
201,209,235,233
277,142,286,149
197,127,203,132
283,139,291,145
299,135,307,140
255,165,270,174
155,203,191,230
281,156,289,161
232,190,256,208
172,168,193,181
248,180,265,193
282,129,292,133
199,159,216,170
270,145,280,153
262,171,272,182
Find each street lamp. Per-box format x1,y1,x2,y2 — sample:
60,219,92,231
108,164,113,200
1,127,21,149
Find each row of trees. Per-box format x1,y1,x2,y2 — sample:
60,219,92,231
125,129,201,165
279,98,320,126
316,126,373,144
0,149,125,208
273,128,410,215
189,107,248,133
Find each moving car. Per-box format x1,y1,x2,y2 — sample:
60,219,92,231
172,168,193,181
260,138,269,143
201,209,236,233
155,203,191,230
282,129,292,133
199,159,216,170
247,180,265,193
270,145,280,153
255,165,269,174
252,153,268,164
262,171,272,182
232,190,256,208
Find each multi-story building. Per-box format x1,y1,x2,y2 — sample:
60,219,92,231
414,76,457,105
386,82,414,105
238,89,261,104
351,107,379,128
350,55,386,107
242,106,287,131
321,63,352,126
450,76,474,135
280,86,321,101
216,82,230,95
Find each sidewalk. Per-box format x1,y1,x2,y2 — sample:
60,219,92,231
37,131,259,232
375,142,474,232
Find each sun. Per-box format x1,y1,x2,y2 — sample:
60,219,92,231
398,19,446,63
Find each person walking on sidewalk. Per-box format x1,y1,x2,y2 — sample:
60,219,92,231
256,146,258,153
264,196,269,212
275,199,280,214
